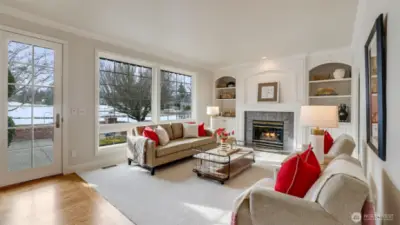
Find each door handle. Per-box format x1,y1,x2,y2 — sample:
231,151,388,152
56,113,60,128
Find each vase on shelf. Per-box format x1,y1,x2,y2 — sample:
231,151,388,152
338,104,349,122
333,68,346,79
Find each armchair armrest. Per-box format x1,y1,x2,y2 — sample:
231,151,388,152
248,187,341,225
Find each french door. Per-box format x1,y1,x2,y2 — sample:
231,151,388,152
0,31,63,187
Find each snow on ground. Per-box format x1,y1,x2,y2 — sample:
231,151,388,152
8,102,186,126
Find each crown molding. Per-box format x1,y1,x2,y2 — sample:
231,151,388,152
0,3,212,72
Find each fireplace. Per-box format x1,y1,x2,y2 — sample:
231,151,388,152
252,120,284,150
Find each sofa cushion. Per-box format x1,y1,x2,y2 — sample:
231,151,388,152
171,123,183,139
156,139,193,157
191,137,214,147
183,123,199,138
159,124,174,140
155,126,170,146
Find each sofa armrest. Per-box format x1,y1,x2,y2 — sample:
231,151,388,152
248,187,341,225
145,140,156,166
126,136,157,167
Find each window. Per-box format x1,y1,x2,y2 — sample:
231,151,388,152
98,57,152,125
96,51,196,150
99,131,127,147
160,70,192,121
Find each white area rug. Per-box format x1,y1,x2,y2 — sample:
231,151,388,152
79,153,282,225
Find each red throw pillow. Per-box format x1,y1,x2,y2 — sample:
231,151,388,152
324,131,334,154
300,144,321,173
143,127,159,146
198,122,206,136
275,154,321,198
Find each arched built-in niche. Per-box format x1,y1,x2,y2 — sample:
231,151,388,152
308,63,352,123
215,76,236,117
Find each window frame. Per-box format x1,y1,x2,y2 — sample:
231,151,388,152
158,65,196,123
95,50,156,154
95,51,197,154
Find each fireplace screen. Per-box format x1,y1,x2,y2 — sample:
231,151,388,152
252,120,284,150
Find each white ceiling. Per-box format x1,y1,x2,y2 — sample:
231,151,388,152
0,0,358,70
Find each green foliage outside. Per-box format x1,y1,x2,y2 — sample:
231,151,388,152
8,69,16,146
99,136,127,147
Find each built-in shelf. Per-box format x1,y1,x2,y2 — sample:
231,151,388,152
309,95,351,99
309,78,352,83
216,87,236,90
216,99,236,101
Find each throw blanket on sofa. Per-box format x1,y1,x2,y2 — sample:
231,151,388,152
127,136,148,166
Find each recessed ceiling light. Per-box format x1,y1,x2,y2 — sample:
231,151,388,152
261,56,267,60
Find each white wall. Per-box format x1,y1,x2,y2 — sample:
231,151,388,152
0,14,214,171
352,0,400,223
215,48,353,150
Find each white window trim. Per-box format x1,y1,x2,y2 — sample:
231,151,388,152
94,50,197,155
95,50,156,155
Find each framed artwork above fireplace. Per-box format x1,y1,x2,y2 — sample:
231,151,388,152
257,82,279,102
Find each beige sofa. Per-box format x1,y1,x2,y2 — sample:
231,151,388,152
127,123,217,175
233,154,369,225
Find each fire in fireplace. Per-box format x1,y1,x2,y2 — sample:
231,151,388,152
252,120,284,150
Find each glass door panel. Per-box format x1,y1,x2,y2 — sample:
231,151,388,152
7,41,56,171
1,31,62,186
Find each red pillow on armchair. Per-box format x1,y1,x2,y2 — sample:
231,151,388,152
324,131,334,154
275,154,321,198
300,144,321,172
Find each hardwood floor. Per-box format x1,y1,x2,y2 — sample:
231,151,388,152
0,174,135,225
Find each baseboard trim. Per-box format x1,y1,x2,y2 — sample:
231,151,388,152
64,155,126,174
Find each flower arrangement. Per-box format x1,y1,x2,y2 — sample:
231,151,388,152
215,128,235,142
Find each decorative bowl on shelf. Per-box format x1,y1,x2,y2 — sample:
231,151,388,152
311,74,329,81
315,88,337,96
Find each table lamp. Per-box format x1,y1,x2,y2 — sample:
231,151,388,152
300,105,338,163
206,106,219,129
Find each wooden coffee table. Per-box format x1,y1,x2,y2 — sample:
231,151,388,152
192,146,255,184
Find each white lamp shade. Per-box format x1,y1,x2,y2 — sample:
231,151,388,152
300,106,338,128
206,106,219,116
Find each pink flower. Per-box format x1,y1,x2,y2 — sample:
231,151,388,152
231,130,235,135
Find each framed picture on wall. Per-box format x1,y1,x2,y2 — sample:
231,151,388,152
365,13,386,161
257,82,279,102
